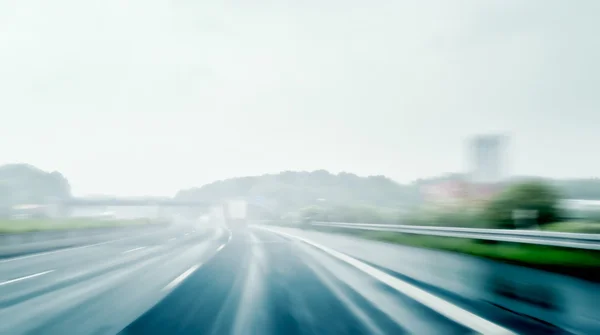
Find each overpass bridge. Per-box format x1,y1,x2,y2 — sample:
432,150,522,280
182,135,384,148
61,198,212,208
54,197,277,222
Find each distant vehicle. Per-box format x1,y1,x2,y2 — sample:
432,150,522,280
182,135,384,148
224,200,248,230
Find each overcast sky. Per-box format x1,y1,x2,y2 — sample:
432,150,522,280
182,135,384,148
1,0,599,196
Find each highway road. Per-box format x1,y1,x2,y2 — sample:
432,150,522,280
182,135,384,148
0,222,587,334
0,224,170,259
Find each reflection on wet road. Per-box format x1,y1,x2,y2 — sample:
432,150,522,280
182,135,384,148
0,223,591,334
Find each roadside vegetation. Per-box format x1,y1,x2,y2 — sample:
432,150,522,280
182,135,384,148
0,218,157,234
309,224,600,282
296,180,600,232
1,163,598,279
296,180,600,281
542,221,600,234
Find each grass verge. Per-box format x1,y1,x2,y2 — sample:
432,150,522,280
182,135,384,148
311,226,600,283
0,218,158,234
542,221,600,233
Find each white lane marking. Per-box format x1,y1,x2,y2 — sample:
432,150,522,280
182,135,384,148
162,264,200,292
123,246,146,254
161,230,231,293
0,270,54,286
257,227,515,335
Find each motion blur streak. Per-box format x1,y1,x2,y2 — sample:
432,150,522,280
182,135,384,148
231,232,269,334
0,221,227,334
256,226,515,335
119,225,566,335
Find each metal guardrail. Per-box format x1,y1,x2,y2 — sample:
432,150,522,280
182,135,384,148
311,221,600,250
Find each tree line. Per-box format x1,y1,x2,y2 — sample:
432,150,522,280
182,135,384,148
2,163,599,228
0,164,71,217
176,170,600,227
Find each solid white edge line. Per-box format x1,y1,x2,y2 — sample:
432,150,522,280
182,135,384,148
257,226,516,335
0,270,54,286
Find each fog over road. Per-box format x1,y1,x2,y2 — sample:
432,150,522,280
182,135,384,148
0,222,586,335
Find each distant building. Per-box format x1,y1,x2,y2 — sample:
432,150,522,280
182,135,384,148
421,134,510,208
467,134,508,200
468,134,508,184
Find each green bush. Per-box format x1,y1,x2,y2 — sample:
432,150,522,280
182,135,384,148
483,180,562,228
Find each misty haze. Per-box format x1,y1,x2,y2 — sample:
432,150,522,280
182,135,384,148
0,1,599,334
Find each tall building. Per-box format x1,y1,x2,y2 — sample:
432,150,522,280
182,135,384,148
468,135,508,184
420,134,509,207
467,135,508,200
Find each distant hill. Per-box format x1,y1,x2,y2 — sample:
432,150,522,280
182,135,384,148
175,170,600,216
2,163,598,219
175,170,422,215
0,164,71,215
